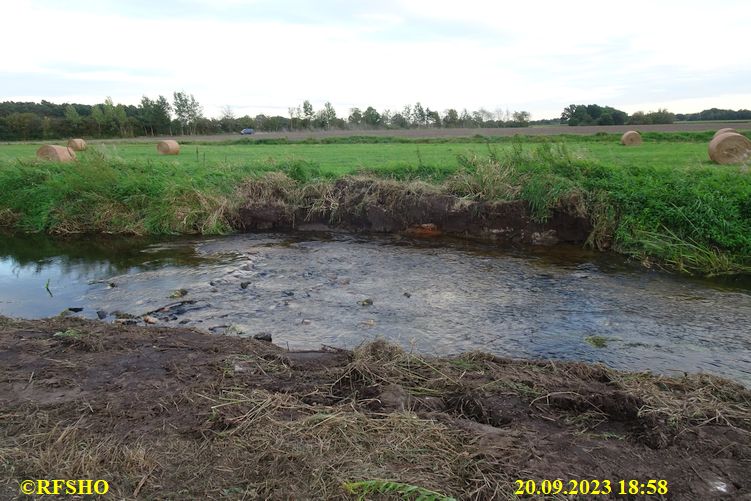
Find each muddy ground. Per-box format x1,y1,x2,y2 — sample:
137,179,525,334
237,177,593,247
1,317,749,500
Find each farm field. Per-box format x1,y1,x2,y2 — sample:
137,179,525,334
0,134,735,174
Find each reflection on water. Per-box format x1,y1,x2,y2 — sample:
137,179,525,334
1,231,750,386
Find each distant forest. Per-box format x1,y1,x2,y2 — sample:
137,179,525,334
0,94,748,141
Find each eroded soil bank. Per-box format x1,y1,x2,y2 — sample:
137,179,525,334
1,317,749,500
238,177,592,246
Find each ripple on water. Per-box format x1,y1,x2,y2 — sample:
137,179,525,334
1,232,750,386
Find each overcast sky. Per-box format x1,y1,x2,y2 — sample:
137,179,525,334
2,0,749,120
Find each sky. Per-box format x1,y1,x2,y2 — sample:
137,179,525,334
2,0,750,120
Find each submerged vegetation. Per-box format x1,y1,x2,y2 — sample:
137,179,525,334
0,134,750,275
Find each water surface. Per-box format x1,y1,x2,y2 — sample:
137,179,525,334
1,232,750,386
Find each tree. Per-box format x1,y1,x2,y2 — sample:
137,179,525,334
381,109,392,128
561,104,577,124
90,105,104,136
173,92,202,135
220,105,236,133
362,106,381,127
138,97,156,135
288,106,302,130
154,96,172,134
425,108,441,127
512,111,531,127
64,105,82,135
6,113,42,140
302,100,314,128
401,105,412,127
348,107,363,125
317,101,337,129
413,102,426,127
443,109,459,128
647,108,675,124
628,111,649,125
562,104,628,126
390,112,409,128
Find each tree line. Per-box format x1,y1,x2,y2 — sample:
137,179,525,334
0,95,534,141
674,108,751,122
2,94,748,141
560,104,677,126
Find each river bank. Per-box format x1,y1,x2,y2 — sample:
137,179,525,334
1,138,750,276
1,316,749,500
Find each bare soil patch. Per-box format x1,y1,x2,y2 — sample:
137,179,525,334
237,177,592,246
1,316,749,500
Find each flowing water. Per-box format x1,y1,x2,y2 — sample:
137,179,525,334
1,232,750,386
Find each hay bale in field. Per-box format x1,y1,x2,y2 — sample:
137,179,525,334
36,145,76,163
708,132,751,164
620,131,642,146
67,138,86,151
157,140,180,155
714,128,737,138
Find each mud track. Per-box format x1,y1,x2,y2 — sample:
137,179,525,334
1,317,749,499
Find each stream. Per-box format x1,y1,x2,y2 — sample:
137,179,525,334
1,232,750,386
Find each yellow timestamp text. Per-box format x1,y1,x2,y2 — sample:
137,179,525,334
514,479,668,496
20,479,109,496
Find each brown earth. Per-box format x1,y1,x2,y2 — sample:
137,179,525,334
1,316,749,500
2,122,740,146
237,177,593,247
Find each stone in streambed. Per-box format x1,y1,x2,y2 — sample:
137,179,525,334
253,332,272,342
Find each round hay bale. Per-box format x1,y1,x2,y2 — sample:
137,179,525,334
713,128,737,138
620,130,642,146
67,138,87,151
36,145,76,163
708,132,751,164
157,140,180,155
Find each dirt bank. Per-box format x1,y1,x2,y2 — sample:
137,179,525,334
238,177,592,246
1,316,749,500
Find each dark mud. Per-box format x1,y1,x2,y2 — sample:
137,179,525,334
238,177,592,245
1,317,749,500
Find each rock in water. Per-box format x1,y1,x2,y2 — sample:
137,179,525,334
253,332,272,342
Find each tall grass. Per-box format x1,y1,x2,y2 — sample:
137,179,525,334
441,142,751,275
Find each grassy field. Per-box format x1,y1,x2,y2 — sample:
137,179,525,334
0,134,728,174
0,133,750,275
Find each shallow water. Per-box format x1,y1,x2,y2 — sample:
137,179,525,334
1,232,750,386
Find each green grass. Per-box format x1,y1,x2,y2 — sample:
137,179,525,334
0,138,729,173
1,133,750,275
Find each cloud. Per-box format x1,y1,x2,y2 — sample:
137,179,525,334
1,0,749,118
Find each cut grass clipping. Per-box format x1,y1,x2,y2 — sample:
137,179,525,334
342,480,456,501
